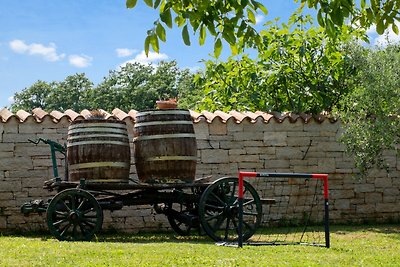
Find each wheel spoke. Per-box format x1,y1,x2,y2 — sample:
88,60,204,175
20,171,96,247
53,218,68,227
47,189,103,241
199,177,262,242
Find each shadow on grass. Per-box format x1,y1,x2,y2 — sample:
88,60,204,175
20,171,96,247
2,223,400,244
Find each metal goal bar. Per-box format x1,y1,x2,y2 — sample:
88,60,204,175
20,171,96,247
237,171,330,248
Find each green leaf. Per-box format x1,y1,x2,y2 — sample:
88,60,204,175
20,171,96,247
182,24,191,46
156,23,166,42
150,34,159,53
144,35,151,56
144,0,153,7
199,25,206,46
317,9,325,27
154,0,162,8
174,16,186,27
126,0,137,8
247,9,256,24
361,0,366,9
392,23,399,35
160,9,173,28
252,0,268,15
207,22,217,36
376,19,385,34
230,44,238,56
214,38,222,58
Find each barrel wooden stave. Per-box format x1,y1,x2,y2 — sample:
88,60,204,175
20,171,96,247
133,109,197,183
67,119,130,183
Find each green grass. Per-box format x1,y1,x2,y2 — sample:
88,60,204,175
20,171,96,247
1,225,400,266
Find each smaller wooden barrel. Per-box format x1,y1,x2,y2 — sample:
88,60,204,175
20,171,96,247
133,109,197,183
67,119,131,183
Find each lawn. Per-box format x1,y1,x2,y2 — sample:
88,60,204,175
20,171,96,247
0,225,399,266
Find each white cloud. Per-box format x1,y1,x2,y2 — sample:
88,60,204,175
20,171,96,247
9,39,65,61
68,54,92,68
255,14,265,25
120,50,169,67
368,22,400,46
8,96,14,104
116,48,137,58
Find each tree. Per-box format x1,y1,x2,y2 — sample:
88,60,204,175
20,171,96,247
195,14,357,113
47,73,93,112
126,0,400,55
11,61,201,112
11,80,55,112
338,43,400,175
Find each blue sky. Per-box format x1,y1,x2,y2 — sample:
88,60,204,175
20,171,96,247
0,1,394,109
0,0,305,109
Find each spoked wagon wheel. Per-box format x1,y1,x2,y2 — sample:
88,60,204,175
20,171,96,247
46,189,103,241
167,202,200,236
198,177,262,242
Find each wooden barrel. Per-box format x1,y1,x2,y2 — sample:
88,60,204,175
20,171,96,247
133,109,197,183
67,119,131,183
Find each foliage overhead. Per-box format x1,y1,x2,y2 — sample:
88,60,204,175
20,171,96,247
195,14,358,113
126,0,400,56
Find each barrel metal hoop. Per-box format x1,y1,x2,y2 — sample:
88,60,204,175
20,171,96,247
67,134,129,141
141,156,198,162
136,110,190,117
69,122,127,130
133,133,196,141
69,161,130,170
67,140,130,147
68,128,128,135
134,120,193,127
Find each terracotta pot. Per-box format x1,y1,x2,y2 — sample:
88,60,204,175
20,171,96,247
156,100,178,109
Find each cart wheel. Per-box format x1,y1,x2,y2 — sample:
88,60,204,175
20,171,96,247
198,177,262,242
167,202,200,236
46,188,103,241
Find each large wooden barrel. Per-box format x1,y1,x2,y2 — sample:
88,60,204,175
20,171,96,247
67,119,131,183
133,109,197,183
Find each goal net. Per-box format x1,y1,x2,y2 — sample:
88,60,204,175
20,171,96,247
235,172,330,248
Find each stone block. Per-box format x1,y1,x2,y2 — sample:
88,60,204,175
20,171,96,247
317,158,336,172
201,149,229,164
19,122,43,134
374,178,392,188
264,132,287,146
234,131,263,141
219,141,243,151
3,133,39,143
0,157,33,171
376,203,400,213
365,192,383,204
264,160,290,169
2,119,18,133
245,146,269,155
0,143,14,152
276,147,304,160
0,180,22,192
209,120,227,135
332,189,355,199
193,122,209,140
226,120,243,132
356,204,376,214
354,183,375,193
229,154,259,163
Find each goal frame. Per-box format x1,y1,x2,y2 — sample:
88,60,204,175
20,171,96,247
237,171,330,248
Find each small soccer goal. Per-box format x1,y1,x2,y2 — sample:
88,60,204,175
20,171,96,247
235,172,330,248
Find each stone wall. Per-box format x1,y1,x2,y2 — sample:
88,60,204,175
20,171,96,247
0,114,399,233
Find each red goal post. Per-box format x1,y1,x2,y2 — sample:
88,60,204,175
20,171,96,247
237,171,330,248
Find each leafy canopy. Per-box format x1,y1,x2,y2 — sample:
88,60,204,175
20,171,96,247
338,43,400,175
10,61,201,112
126,0,400,56
195,13,358,113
